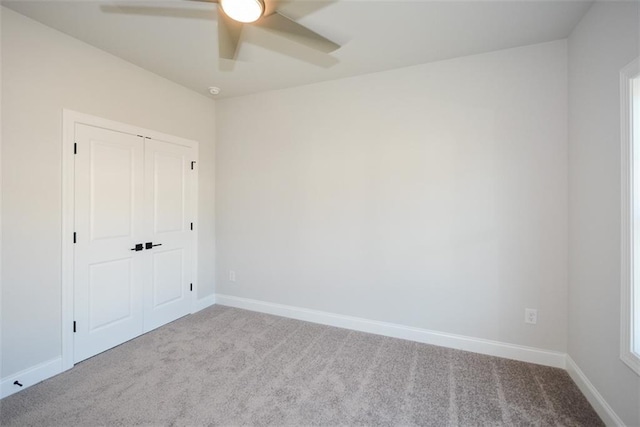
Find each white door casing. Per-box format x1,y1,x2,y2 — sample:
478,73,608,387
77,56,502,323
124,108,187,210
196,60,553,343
63,111,199,367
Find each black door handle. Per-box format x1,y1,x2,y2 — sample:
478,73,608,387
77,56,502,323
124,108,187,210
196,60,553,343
145,242,163,250
130,243,143,251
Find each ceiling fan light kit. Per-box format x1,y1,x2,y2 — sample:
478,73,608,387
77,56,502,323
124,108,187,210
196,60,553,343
220,0,264,23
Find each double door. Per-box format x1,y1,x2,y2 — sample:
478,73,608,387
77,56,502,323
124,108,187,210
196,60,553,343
73,123,196,363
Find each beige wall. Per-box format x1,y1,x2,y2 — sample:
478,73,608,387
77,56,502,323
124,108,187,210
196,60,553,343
568,2,640,425
216,40,569,352
1,8,216,377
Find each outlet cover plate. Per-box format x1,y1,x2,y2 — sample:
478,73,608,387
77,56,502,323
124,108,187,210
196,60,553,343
525,308,538,324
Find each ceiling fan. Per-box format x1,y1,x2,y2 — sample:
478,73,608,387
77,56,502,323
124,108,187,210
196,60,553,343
104,0,341,61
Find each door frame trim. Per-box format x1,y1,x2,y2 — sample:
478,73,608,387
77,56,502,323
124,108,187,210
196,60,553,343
61,109,199,371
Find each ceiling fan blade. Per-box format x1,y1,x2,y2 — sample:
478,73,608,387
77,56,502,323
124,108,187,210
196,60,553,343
267,0,337,19
100,5,213,20
245,27,339,68
217,5,244,60
255,11,339,53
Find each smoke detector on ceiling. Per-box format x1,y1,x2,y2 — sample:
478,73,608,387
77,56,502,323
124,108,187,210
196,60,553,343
208,87,221,96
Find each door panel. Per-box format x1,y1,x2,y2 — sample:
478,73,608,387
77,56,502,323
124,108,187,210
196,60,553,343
88,258,134,330
152,248,185,307
153,151,185,233
143,139,194,331
74,124,145,363
90,142,135,240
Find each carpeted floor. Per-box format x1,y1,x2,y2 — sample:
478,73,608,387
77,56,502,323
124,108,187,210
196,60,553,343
0,305,603,426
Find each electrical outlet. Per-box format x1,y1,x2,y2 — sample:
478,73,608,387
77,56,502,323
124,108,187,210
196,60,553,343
229,270,236,282
525,308,538,325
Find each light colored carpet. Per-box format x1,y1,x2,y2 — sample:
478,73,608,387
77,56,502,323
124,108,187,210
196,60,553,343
0,305,602,426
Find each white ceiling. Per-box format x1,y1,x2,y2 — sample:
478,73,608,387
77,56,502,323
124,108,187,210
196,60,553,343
3,0,592,99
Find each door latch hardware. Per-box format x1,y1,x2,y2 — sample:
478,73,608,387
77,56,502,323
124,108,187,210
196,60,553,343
130,243,143,251
13,381,23,387
145,242,163,250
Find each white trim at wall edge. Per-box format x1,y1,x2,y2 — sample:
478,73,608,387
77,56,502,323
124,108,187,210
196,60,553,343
620,58,640,376
566,356,625,426
1,358,62,399
215,294,566,369
193,294,216,313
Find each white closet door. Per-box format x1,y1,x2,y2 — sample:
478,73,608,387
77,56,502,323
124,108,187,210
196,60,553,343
142,139,194,331
73,124,145,363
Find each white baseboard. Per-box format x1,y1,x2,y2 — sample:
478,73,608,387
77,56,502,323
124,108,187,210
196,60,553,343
1,357,63,399
215,294,566,369
193,293,216,313
565,356,625,426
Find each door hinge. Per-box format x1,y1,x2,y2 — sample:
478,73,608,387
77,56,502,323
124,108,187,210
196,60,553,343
190,222,193,231
191,161,196,170
73,232,76,244
190,283,193,292
74,143,77,154
73,321,76,333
